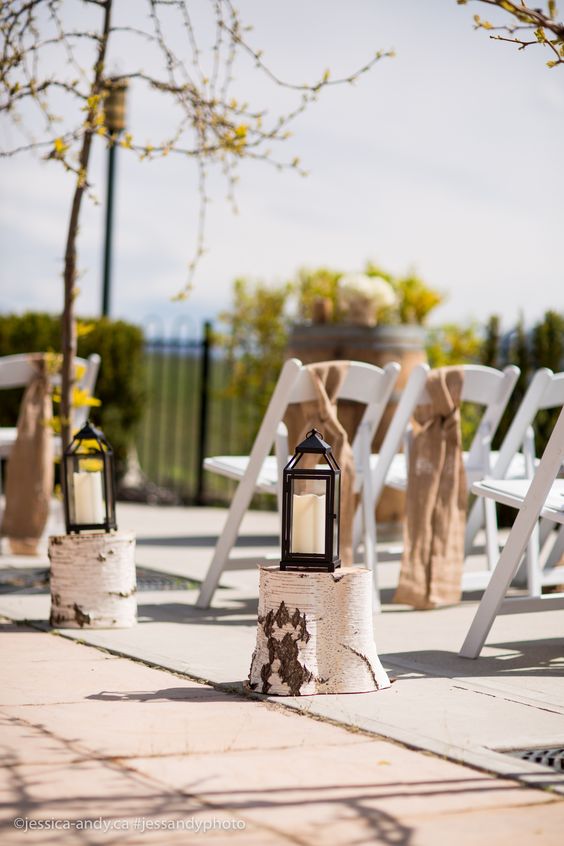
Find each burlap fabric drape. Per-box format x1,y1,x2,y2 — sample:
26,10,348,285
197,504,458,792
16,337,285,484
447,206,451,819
1,355,54,554
393,367,467,608
284,361,358,566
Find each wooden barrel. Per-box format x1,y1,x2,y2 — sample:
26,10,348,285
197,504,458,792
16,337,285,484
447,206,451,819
286,323,427,537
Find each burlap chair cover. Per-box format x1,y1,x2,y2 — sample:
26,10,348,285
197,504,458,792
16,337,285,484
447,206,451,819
394,367,467,608
1,355,54,554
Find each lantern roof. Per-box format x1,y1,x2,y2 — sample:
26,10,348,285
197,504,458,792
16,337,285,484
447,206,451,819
295,429,332,454
67,420,111,452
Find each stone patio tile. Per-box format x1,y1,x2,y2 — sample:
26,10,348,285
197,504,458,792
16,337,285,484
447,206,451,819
0,633,211,708
127,741,560,816
2,619,563,846
124,743,563,846
0,624,110,664
0,690,366,760
0,714,82,766
0,759,263,845
405,802,564,846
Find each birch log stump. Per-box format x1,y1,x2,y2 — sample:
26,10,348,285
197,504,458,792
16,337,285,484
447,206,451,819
49,532,136,628
249,566,390,695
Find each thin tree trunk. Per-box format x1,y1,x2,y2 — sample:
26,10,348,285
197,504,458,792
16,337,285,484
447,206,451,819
61,0,113,450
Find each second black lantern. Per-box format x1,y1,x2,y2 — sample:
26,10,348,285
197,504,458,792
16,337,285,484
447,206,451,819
62,421,117,534
280,429,341,573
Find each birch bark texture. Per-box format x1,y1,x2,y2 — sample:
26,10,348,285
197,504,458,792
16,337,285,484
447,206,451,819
49,532,136,628
249,566,390,695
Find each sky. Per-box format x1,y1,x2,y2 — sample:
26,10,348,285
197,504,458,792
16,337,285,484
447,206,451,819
1,0,562,338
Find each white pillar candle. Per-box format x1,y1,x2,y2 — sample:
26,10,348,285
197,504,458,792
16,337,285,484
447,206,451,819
291,493,326,554
73,471,105,524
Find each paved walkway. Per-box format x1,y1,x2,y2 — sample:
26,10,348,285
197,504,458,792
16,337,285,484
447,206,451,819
2,620,563,845
1,502,564,842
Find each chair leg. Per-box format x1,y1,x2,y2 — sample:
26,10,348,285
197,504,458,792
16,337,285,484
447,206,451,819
525,520,542,597
460,533,526,659
514,517,545,589
352,504,363,561
545,524,564,570
195,360,304,608
461,407,564,658
539,517,553,549
483,497,499,572
360,446,380,613
465,496,483,556
196,481,257,609
362,497,380,613
461,496,558,658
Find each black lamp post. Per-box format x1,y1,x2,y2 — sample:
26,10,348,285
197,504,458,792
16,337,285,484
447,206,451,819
63,421,117,534
101,77,128,318
280,429,341,573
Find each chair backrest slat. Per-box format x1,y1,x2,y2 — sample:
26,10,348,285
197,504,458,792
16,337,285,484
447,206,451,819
0,355,36,388
0,352,101,429
539,371,564,409
417,365,519,408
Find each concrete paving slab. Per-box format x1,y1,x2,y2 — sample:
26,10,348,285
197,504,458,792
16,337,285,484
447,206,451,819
129,741,557,817
0,758,258,845
1,695,366,760
129,749,564,846
32,591,564,791
2,623,563,846
1,503,563,794
403,804,564,846
0,713,82,767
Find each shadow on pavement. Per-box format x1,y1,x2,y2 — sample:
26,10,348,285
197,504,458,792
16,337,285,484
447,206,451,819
382,640,564,679
137,597,258,626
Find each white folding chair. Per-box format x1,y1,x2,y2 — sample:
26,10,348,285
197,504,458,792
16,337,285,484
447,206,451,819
0,352,101,490
382,365,519,589
464,368,564,592
459,405,564,659
196,358,400,608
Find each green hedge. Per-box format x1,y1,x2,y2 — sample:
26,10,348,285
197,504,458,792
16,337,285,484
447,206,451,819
0,312,145,471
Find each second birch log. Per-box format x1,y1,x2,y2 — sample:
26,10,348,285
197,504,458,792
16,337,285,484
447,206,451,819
49,531,136,628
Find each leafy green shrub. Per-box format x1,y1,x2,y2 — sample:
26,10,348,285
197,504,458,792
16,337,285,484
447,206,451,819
425,322,482,369
0,312,145,471
217,279,291,440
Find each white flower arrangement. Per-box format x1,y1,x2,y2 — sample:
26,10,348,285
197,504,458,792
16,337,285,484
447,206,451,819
338,272,396,326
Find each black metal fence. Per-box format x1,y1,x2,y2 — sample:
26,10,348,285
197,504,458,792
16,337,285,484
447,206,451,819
135,320,259,506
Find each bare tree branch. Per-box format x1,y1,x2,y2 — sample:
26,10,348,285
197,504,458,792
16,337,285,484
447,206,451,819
458,0,564,66
0,0,392,433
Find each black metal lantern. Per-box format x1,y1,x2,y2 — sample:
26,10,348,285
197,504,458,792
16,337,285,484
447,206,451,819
63,421,117,534
280,429,341,572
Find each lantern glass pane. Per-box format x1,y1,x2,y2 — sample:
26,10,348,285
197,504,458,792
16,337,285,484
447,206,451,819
71,455,107,525
290,477,328,555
